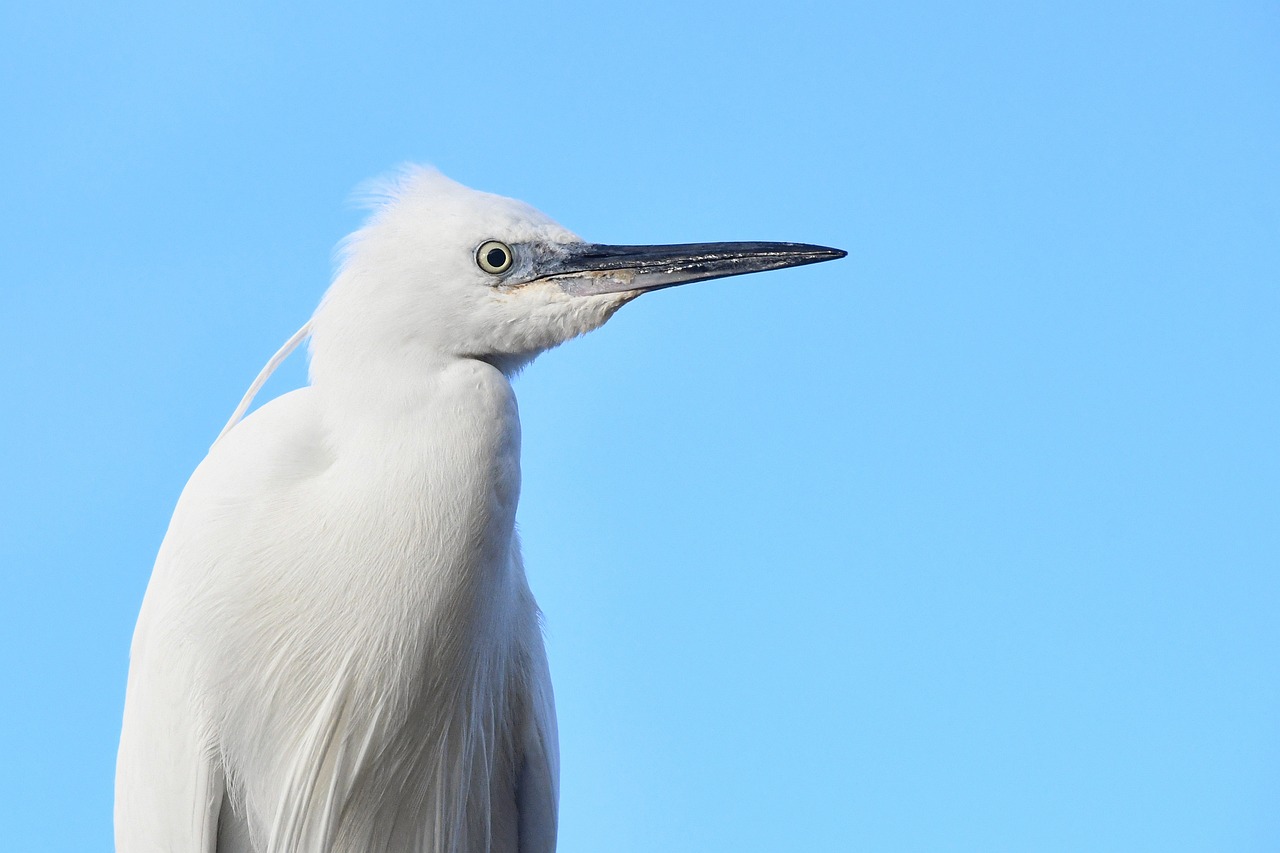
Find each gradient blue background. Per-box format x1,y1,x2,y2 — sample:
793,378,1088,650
2,1,1277,849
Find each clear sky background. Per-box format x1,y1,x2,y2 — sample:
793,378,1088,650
1,1,1277,850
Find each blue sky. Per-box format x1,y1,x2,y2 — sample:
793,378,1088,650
1,0,1277,849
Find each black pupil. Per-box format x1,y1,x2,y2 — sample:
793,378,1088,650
485,247,507,269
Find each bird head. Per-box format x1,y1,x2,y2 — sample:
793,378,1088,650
309,167,844,398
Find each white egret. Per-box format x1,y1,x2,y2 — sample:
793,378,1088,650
115,167,845,853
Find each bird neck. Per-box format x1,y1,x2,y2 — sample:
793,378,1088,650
304,354,528,707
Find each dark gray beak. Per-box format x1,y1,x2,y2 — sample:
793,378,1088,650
529,241,847,296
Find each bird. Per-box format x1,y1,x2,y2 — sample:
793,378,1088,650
115,166,846,853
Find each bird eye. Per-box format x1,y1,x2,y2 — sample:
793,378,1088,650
476,240,514,275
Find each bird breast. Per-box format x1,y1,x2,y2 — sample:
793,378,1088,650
162,359,530,851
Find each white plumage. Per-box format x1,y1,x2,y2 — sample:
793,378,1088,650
116,167,843,853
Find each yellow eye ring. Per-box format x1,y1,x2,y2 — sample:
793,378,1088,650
476,240,514,274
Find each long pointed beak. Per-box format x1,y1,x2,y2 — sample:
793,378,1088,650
532,241,847,296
